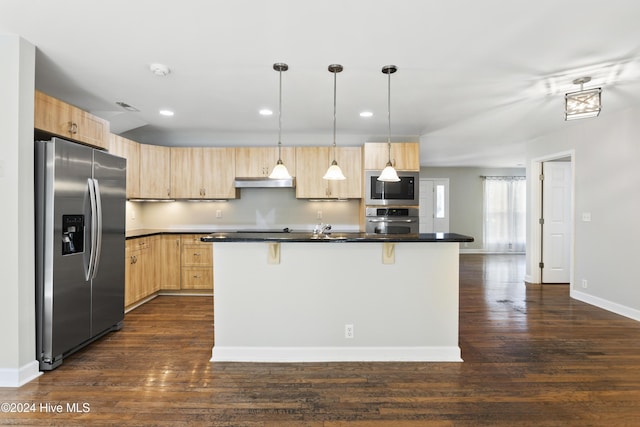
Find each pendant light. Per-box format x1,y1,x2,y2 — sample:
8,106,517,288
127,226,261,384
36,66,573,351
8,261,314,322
323,64,346,180
377,65,400,182
565,76,601,121
268,63,293,179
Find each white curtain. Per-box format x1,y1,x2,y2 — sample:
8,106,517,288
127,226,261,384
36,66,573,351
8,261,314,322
483,177,526,253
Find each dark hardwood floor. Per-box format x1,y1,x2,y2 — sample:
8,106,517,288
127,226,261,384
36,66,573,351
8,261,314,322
2,254,640,426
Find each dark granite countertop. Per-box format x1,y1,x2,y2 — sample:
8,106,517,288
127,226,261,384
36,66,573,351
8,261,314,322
126,229,213,239
200,231,474,243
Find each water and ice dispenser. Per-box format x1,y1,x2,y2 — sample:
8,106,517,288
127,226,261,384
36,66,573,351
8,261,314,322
62,214,84,255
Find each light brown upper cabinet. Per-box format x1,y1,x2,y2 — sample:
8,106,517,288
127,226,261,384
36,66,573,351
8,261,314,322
363,142,420,171
34,90,110,150
235,146,296,177
139,144,171,199
295,146,362,199
109,134,140,199
170,147,237,199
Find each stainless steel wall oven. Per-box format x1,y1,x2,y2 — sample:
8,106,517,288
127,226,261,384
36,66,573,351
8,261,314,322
365,207,419,235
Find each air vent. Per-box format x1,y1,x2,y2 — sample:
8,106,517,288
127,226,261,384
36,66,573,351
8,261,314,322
116,101,140,112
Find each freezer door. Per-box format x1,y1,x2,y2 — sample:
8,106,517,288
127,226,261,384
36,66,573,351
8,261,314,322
91,150,126,335
36,139,93,365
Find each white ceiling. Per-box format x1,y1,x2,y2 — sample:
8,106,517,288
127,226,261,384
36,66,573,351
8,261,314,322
2,0,640,167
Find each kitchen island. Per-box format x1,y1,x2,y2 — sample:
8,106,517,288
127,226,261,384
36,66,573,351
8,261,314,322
201,232,473,363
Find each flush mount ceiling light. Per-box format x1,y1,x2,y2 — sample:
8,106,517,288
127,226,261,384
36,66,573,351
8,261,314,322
377,65,401,182
149,63,170,76
268,63,293,180
259,109,273,116
565,77,602,121
360,111,373,118
159,109,174,116
323,64,346,181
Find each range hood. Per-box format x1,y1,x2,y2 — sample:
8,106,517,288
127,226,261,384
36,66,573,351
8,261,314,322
234,177,296,188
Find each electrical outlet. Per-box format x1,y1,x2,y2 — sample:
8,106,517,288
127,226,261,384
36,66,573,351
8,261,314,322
317,210,323,220
581,279,588,289
345,324,354,339
216,209,223,219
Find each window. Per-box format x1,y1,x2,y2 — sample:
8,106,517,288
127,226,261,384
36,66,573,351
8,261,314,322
483,176,526,252
435,184,445,219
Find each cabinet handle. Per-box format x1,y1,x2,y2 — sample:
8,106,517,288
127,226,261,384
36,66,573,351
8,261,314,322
193,275,201,279
68,122,78,134
193,253,201,256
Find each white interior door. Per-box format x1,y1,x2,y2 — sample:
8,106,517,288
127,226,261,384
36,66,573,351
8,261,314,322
541,162,572,283
419,179,434,233
420,179,449,233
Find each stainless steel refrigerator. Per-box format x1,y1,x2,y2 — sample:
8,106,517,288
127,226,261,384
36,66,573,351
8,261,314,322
35,137,126,371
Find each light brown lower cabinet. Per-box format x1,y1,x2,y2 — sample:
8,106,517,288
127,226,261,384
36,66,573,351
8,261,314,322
157,235,182,290
125,234,213,309
180,235,214,290
125,236,155,307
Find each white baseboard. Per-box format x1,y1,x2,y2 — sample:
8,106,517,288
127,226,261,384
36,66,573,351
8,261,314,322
0,360,42,388
571,289,640,322
211,346,463,363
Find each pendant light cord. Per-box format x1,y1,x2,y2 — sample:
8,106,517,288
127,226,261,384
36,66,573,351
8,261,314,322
387,69,392,164
277,68,283,162
332,69,337,162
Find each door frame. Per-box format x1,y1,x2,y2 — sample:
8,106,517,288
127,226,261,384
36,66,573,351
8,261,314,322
527,149,575,285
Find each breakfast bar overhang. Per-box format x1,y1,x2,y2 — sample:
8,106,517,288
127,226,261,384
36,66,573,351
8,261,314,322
201,232,474,363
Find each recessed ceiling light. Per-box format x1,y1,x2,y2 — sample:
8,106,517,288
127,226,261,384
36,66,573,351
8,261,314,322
159,109,174,116
259,109,273,116
359,111,373,117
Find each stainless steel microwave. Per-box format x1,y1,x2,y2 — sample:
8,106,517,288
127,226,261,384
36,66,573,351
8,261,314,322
365,171,419,206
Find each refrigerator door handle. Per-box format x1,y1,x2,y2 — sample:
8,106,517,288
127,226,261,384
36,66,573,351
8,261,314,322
86,178,97,281
91,178,103,279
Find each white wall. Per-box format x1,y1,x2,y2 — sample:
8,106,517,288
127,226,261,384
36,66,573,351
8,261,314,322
525,107,640,319
421,167,525,251
0,35,40,386
128,188,361,232
213,241,461,362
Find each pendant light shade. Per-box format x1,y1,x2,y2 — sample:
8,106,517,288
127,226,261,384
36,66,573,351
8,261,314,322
323,64,346,181
269,63,293,179
377,65,400,182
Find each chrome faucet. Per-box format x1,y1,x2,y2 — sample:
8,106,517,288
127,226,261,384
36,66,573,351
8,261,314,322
313,223,332,237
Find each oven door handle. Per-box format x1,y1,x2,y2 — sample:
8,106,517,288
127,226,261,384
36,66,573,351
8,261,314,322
368,218,417,223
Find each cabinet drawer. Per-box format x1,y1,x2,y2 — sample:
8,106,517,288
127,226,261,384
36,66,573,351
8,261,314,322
127,236,152,251
180,234,210,245
181,267,213,290
181,244,213,267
